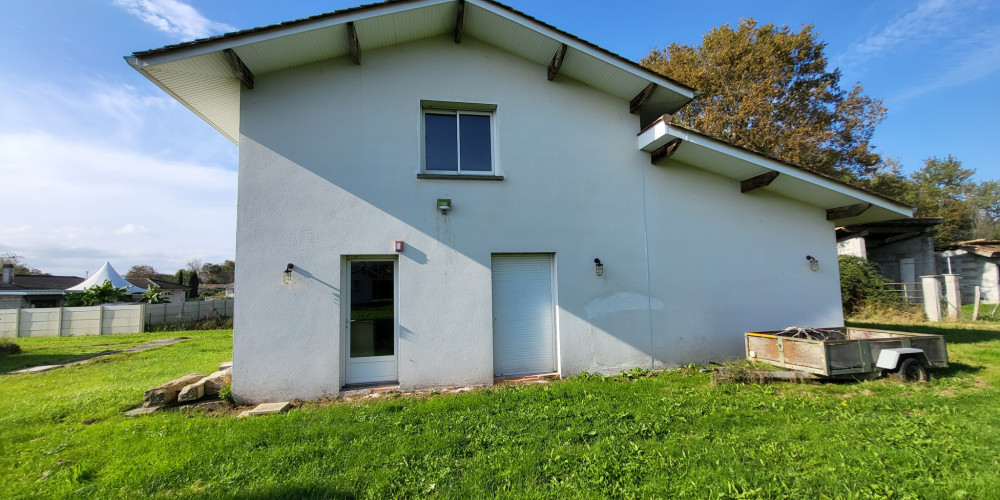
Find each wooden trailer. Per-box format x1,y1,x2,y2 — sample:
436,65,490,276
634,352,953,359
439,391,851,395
745,327,948,381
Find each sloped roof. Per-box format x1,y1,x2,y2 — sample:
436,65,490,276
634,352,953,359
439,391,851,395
125,0,697,144
128,278,190,291
939,240,1000,258
636,117,913,224
0,275,84,292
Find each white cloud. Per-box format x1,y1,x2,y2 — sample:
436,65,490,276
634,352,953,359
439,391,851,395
116,224,152,235
834,0,983,71
0,132,236,276
894,26,1000,101
114,0,235,40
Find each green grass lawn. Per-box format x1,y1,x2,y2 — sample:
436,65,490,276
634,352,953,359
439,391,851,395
0,332,191,373
1,324,998,499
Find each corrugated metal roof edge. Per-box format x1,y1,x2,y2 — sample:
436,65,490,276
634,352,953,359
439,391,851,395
641,115,915,211
128,0,696,100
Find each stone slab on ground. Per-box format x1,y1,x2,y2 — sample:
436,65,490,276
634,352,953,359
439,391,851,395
180,400,227,412
177,380,206,403
202,368,232,395
238,402,292,418
218,361,232,371
125,405,163,416
144,373,206,406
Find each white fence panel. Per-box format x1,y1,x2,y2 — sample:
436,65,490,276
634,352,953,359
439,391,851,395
0,309,20,338
0,298,232,338
62,307,103,336
20,309,61,337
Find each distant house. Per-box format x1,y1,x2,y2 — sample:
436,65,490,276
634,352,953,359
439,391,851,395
936,240,1000,303
0,266,84,309
0,262,190,308
126,278,191,303
836,218,942,284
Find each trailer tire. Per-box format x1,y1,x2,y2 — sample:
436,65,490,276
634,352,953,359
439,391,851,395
894,358,929,383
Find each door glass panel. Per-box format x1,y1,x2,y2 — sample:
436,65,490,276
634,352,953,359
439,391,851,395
350,261,394,357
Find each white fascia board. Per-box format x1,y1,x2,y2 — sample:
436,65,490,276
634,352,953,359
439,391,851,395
129,0,452,67
637,122,913,217
0,290,69,295
125,59,239,145
469,0,696,101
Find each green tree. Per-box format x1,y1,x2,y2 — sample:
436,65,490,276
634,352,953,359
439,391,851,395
641,19,887,182
125,265,165,281
138,286,167,304
64,280,131,306
201,260,235,284
838,256,895,315
174,269,186,285
908,155,976,244
187,272,200,299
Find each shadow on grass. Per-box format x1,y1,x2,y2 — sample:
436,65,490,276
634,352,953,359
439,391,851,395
936,361,984,378
847,322,1000,344
0,352,112,374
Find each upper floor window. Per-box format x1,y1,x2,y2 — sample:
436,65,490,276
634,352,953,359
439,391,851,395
421,102,499,177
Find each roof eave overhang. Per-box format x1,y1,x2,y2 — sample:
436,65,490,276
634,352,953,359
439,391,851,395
637,119,913,225
126,0,696,146
0,290,71,295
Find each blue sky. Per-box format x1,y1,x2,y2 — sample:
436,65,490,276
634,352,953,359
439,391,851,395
2,0,998,277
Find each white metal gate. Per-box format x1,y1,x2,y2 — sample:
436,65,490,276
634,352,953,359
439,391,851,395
491,254,556,377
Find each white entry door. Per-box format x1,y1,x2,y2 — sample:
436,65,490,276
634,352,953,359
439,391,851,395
491,254,557,377
346,259,397,385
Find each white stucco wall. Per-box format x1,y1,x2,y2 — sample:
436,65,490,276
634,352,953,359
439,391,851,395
233,35,843,403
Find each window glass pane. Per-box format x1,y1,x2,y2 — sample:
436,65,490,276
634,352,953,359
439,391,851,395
459,114,492,172
425,113,458,171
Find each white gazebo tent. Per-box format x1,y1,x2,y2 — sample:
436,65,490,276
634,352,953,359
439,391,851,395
68,261,146,293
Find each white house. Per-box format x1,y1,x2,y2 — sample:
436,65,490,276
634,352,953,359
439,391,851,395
127,0,911,403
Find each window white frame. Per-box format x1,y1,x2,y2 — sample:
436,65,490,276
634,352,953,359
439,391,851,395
420,101,501,177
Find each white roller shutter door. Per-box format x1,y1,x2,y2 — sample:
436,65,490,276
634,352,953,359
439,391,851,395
491,254,556,376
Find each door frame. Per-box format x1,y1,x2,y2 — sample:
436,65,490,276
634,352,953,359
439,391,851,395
490,252,560,377
342,255,399,386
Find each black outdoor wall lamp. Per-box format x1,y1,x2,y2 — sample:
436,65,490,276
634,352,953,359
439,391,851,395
595,258,604,276
283,263,295,284
806,255,819,272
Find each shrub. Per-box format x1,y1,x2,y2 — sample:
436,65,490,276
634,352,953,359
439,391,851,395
0,339,21,355
838,255,897,315
218,383,234,404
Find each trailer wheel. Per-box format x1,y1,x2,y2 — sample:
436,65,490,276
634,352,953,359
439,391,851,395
894,358,929,383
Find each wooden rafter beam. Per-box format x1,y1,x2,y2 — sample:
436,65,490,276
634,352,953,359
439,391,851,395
629,83,656,113
347,22,361,65
826,202,871,221
454,0,465,43
740,171,780,193
650,138,682,164
547,44,568,81
223,49,254,89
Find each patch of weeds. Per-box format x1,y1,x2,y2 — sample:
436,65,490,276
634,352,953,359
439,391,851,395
711,363,775,386
616,367,651,381
0,339,21,355
146,315,233,332
218,383,234,404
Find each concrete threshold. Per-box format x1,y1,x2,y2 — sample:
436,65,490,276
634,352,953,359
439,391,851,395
494,372,561,384
339,382,400,397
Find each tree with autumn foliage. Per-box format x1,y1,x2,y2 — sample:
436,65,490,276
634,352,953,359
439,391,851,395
641,19,887,182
